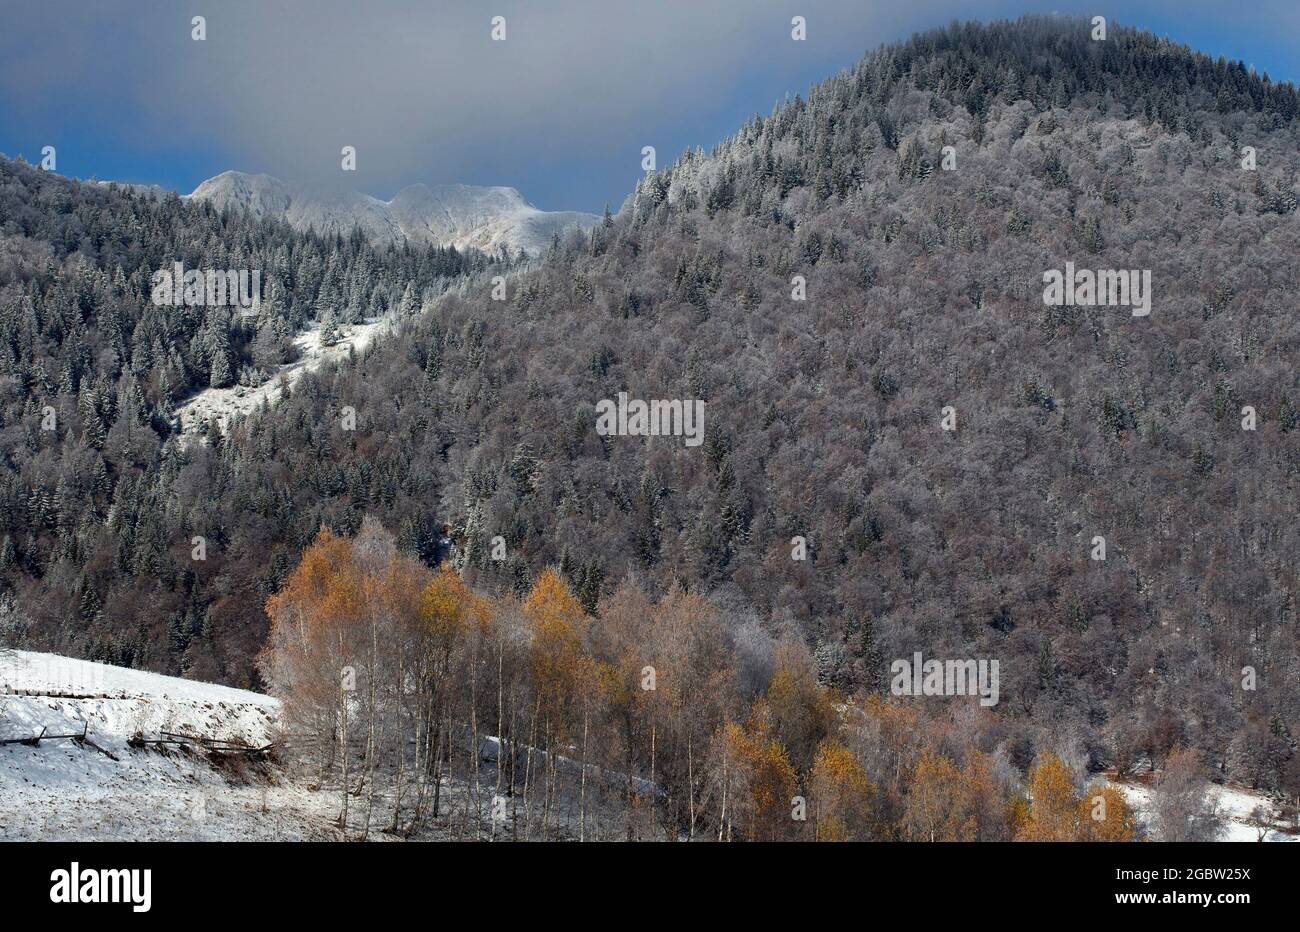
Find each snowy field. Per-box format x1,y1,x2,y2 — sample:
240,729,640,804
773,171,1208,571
0,651,624,841
0,650,338,840
1108,777,1296,843
174,315,393,444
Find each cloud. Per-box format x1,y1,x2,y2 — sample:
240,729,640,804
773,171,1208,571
3,0,1298,210
149,0,913,187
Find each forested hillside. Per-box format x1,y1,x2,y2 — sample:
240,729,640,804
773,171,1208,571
0,164,494,678
2,17,1298,795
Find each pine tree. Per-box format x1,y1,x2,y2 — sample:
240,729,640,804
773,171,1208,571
320,310,340,347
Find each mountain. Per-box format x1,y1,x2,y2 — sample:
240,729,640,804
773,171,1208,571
187,171,600,256
2,16,1299,799
186,17,1296,788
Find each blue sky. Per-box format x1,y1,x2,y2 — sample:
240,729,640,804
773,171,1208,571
1,0,1297,214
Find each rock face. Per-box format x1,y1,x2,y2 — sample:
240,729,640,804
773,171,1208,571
188,171,599,256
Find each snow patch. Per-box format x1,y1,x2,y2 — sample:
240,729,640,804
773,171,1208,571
174,315,393,443
0,650,337,840
1107,776,1296,843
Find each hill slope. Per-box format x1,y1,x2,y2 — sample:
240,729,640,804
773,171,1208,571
198,16,1300,787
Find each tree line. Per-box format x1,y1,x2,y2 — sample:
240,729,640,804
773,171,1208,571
260,519,1178,841
0,155,502,677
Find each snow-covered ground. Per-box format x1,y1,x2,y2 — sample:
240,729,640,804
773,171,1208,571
1,651,273,704
1107,776,1296,843
0,651,629,841
175,315,393,444
0,650,338,840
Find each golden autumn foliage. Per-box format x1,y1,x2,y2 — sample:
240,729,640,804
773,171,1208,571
259,525,1146,843
1008,795,1032,838
903,751,975,841
810,739,877,840
524,568,589,730
524,567,587,633
713,719,798,841
421,564,473,644
1009,755,1140,841
374,552,435,629
887,740,1016,842
1016,752,1081,841
261,526,367,724
1077,783,1139,841
755,641,838,774
265,526,364,639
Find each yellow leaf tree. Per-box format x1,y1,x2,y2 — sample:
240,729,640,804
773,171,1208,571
1078,782,1139,841
522,568,588,837
902,751,975,841
1016,751,1081,841
810,739,877,840
261,526,365,829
